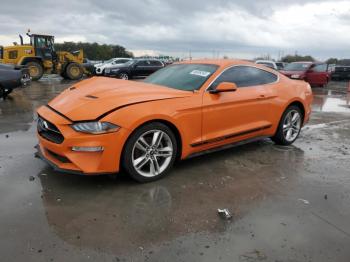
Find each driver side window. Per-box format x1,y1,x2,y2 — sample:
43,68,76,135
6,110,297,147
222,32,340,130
210,66,277,89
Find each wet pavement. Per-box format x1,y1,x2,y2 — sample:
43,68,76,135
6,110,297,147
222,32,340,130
0,77,350,262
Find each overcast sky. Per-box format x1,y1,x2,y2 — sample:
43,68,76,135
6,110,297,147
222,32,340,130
1,0,350,60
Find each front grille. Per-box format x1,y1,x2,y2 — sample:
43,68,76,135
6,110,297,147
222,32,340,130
46,149,71,163
37,116,64,144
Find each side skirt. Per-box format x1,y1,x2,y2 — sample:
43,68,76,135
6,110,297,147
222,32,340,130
186,136,270,159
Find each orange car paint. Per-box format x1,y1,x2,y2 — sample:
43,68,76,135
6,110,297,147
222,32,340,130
36,59,313,174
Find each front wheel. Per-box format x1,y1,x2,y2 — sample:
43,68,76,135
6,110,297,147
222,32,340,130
272,105,303,145
25,61,43,81
65,63,83,80
122,123,177,183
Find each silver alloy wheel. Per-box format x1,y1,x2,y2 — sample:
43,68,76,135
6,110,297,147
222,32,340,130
120,73,129,80
283,110,302,142
132,130,174,177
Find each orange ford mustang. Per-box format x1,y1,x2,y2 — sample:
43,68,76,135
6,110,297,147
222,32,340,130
36,59,313,182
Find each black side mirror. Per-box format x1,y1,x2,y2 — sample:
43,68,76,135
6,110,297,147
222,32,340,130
209,82,238,94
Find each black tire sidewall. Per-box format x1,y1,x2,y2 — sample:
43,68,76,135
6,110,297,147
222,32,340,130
118,72,129,80
26,61,43,81
0,87,4,99
122,122,177,183
66,63,83,80
273,105,303,145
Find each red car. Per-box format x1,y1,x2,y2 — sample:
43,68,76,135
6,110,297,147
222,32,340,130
280,62,330,87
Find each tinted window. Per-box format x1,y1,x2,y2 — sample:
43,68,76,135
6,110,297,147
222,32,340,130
9,50,18,59
144,64,218,91
137,60,151,66
313,64,327,72
150,60,163,66
211,66,278,89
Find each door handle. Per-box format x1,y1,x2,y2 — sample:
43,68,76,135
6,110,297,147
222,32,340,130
257,94,266,99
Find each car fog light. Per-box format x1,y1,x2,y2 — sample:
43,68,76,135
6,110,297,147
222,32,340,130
291,74,300,79
72,146,104,152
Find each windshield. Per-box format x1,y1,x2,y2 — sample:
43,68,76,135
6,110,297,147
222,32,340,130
284,63,310,71
144,64,218,91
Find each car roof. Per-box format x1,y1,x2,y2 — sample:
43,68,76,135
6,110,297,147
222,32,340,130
177,59,279,74
255,60,275,63
180,59,255,67
291,61,313,64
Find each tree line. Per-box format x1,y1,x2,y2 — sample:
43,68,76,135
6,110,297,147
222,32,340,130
54,42,134,60
257,54,350,65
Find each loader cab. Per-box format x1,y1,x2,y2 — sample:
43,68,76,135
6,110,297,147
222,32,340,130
30,34,55,60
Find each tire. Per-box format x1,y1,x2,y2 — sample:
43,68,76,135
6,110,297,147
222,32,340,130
0,87,4,99
272,105,303,146
118,72,130,80
65,63,83,80
0,86,12,99
25,61,43,81
122,122,178,183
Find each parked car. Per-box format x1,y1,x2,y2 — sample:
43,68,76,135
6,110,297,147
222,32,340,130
330,66,350,81
280,62,330,87
275,62,288,70
94,58,132,75
0,63,31,98
36,59,313,182
255,60,278,70
104,59,165,80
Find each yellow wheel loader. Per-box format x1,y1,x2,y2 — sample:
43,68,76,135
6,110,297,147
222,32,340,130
0,33,87,81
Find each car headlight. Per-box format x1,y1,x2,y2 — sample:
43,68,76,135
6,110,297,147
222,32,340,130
71,122,120,134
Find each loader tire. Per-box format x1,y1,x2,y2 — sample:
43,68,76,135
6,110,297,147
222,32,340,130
26,61,43,81
65,63,83,80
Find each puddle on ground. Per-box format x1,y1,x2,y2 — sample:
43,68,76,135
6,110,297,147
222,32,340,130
312,89,350,113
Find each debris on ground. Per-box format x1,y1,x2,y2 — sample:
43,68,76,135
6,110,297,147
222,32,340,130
239,249,267,261
298,198,310,205
29,176,35,181
56,198,61,202
5,134,9,138
217,208,233,220
324,194,328,200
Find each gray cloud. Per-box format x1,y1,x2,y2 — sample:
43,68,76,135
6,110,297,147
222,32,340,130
1,0,349,59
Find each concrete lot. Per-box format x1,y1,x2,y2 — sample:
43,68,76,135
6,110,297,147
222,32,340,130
0,76,350,262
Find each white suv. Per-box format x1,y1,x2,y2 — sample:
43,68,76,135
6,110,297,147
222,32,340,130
255,60,278,70
94,58,132,75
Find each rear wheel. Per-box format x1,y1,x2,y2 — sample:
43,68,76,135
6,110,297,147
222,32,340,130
65,63,83,80
122,123,177,183
272,105,303,145
25,61,43,81
0,86,4,99
118,72,129,80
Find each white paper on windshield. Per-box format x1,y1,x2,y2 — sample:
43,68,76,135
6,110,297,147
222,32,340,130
190,70,211,77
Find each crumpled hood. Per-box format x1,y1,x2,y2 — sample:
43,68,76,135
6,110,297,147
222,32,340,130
48,77,191,121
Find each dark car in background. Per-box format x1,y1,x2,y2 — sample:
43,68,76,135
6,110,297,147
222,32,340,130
104,59,164,80
280,62,330,87
331,66,350,81
0,64,31,98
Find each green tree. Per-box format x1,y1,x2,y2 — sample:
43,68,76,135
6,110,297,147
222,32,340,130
326,58,338,64
54,42,133,60
281,55,315,63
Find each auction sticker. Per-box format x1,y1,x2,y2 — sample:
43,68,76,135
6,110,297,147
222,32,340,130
190,70,211,77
